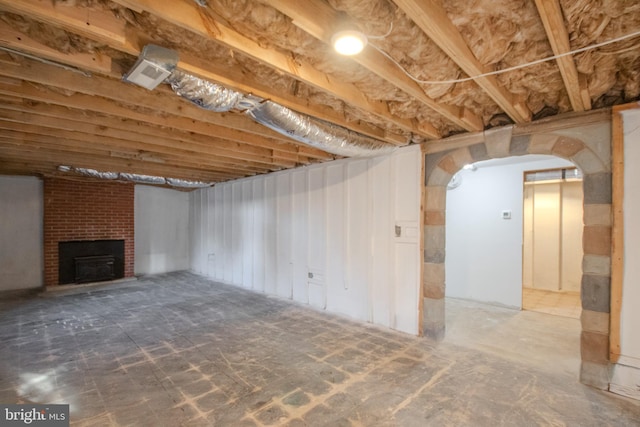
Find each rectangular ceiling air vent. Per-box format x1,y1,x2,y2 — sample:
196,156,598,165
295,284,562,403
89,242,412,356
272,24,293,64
122,45,179,91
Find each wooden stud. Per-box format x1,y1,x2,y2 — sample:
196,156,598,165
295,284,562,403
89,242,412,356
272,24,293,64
609,102,640,362
533,0,588,112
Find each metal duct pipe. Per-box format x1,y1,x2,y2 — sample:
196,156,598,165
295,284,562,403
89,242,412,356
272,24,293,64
123,45,398,157
71,168,213,188
246,101,395,157
164,68,396,157
167,70,248,112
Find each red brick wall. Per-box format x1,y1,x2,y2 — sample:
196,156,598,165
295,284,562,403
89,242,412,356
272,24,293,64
44,178,134,286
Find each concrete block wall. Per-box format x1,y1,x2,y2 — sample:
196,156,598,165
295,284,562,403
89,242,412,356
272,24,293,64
43,178,135,286
424,123,612,389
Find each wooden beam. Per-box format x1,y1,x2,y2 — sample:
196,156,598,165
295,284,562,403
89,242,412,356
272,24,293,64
422,108,610,154
534,0,590,111
109,0,427,140
0,101,300,168
0,57,334,163
392,0,532,123
609,103,640,362
178,54,407,145
266,0,481,132
0,144,231,182
0,22,116,76
0,123,268,176
0,80,331,162
0,0,407,145
0,0,128,47
0,0,408,144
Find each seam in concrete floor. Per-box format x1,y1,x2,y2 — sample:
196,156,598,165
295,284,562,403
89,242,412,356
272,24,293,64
0,271,638,426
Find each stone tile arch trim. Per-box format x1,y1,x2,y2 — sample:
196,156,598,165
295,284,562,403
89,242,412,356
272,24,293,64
423,126,612,390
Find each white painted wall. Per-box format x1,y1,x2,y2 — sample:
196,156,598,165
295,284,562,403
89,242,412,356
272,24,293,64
189,145,422,335
0,176,43,290
445,155,574,308
135,185,189,275
611,108,640,399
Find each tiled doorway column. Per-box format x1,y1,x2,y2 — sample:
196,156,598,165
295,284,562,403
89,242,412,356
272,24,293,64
423,124,612,389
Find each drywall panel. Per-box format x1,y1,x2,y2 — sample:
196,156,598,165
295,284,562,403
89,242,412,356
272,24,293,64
232,181,243,285
613,108,640,399
222,185,233,283
200,191,209,274
445,156,574,308
325,164,346,313
291,170,309,303
188,190,204,274
0,176,43,290
307,167,326,309
370,157,392,328
135,185,189,275
188,145,422,334
392,150,421,334
252,180,265,292
213,186,224,281
345,160,370,321
264,175,277,295
206,187,216,278
242,180,254,289
276,173,292,298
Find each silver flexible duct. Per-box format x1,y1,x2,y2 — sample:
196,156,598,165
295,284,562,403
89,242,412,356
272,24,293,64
246,101,396,157
125,45,398,158
166,178,213,188
119,173,166,185
164,71,396,157
74,168,119,180
72,168,213,188
167,70,246,112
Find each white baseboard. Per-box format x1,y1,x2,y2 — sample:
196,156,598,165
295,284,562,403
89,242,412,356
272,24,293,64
609,360,640,401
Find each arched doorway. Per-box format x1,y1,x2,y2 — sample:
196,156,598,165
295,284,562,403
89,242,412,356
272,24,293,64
423,125,612,389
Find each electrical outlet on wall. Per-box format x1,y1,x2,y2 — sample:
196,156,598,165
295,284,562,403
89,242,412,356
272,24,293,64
502,210,512,220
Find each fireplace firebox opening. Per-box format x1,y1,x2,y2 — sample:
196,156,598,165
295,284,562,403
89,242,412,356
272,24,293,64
58,240,125,285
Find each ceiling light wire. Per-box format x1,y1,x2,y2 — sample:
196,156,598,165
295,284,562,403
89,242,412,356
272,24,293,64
368,29,640,85
366,21,394,40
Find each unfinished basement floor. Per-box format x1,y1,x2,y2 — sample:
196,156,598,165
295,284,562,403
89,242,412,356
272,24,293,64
0,272,638,426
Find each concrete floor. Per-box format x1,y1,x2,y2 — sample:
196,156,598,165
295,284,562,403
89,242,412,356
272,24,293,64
0,272,638,426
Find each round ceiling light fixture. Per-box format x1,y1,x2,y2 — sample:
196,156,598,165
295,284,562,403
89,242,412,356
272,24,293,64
331,30,368,56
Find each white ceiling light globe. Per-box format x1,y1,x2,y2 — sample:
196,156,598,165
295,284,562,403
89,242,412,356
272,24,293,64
331,30,367,56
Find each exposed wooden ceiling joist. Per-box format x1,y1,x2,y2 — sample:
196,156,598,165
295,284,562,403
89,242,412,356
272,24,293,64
533,0,590,111
392,0,533,123
0,0,636,184
0,79,330,163
265,0,483,133
108,0,431,140
0,0,406,145
0,56,328,162
0,108,294,171
0,144,231,181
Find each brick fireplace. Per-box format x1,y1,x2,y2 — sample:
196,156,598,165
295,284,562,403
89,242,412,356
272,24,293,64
44,178,134,286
